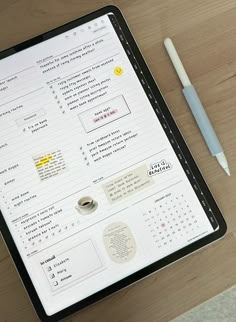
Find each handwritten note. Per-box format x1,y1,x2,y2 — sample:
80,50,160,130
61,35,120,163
103,164,154,204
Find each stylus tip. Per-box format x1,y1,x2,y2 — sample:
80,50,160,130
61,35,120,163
224,167,231,176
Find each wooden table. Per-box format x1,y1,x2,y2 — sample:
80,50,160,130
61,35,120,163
1,1,236,321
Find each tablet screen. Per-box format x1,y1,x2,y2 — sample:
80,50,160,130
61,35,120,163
0,12,218,316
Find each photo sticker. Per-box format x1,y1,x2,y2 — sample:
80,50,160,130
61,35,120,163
75,196,98,215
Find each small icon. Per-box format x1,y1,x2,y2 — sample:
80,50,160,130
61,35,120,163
114,66,123,76
49,273,55,279
53,281,58,286
75,196,98,215
46,266,52,272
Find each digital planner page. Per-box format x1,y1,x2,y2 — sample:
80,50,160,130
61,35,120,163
0,14,215,315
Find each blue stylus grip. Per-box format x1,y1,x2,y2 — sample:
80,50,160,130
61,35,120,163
182,85,222,156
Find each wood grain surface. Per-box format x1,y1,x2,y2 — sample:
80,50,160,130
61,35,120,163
1,1,236,321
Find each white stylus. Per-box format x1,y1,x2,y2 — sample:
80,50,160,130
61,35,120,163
164,38,230,176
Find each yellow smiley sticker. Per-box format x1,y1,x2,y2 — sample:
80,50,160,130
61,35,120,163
114,66,123,76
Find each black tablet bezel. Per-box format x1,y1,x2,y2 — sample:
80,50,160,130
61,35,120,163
0,5,227,322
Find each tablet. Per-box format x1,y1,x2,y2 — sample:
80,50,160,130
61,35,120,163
0,5,226,322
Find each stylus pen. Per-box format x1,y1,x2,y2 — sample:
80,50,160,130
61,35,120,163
164,38,230,176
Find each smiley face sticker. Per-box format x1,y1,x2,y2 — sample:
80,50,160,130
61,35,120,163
114,66,123,76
